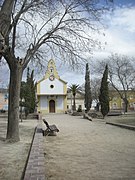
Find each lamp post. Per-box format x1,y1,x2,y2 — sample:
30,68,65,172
20,98,25,122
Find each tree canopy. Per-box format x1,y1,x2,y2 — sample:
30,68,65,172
20,68,36,118
0,0,113,67
0,0,113,142
95,53,135,112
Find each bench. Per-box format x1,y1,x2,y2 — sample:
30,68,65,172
42,119,59,136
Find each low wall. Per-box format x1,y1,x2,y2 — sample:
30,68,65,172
23,123,45,180
106,122,135,131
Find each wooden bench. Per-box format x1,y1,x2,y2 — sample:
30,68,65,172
42,119,59,136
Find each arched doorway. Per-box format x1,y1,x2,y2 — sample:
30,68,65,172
49,100,55,113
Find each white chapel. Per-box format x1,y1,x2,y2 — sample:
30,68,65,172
37,59,67,114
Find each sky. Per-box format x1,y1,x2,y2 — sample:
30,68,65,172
57,3,135,86
0,0,135,88
59,0,135,86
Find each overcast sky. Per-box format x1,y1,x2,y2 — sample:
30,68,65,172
0,0,135,88
59,0,135,86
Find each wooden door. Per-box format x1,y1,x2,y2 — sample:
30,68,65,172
49,100,55,113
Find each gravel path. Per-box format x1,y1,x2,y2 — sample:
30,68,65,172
44,114,135,180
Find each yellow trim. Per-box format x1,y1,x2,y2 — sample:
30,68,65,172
59,78,67,84
63,83,67,94
37,77,45,84
37,96,41,112
57,109,65,113
45,59,60,79
40,110,48,115
36,59,68,114
37,95,68,114
37,82,40,94
64,95,67,112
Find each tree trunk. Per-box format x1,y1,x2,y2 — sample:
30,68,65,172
73,95,76,111
124,98,128,113
6,64,23,142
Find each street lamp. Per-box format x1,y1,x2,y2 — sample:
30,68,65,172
20,98,25,122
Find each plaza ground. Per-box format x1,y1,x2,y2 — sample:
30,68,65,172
0,113,135,180
44,114,135,180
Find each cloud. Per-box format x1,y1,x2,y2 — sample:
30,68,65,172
110,7,135,33
106,7,135,54
92,6,135,59
65,6,135,85
59,69,85,86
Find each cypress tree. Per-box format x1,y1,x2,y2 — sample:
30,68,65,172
85,63,92,112
29,70,36,113
20,68,36,118
20,81,26,122
99,64,109,118
24,67,31,117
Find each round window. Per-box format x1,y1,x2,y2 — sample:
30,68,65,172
50,85,54,88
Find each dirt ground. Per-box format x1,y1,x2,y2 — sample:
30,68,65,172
44,114,135,180
0,118,37,180
0,113,135,180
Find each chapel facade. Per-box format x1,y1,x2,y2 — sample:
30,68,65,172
37,59,67,114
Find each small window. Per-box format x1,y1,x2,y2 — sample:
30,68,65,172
50,85,54,89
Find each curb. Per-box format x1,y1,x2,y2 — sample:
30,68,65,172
106,122,135,131
23,124,45,180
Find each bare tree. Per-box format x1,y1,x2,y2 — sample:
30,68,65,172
108,54,135,112
0,0,113,142
95,54,135,113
